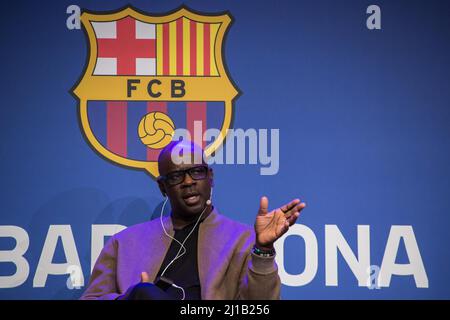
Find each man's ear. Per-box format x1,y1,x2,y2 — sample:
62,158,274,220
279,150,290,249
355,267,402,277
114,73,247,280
157,180,167,197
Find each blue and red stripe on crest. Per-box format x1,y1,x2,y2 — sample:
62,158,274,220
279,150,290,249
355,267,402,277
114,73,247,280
87,101,225,162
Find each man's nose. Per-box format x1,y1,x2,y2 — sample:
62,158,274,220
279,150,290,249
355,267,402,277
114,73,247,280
181,171,195,185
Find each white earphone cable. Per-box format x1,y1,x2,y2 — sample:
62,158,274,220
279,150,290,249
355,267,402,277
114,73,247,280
158,187,213,300
159,194,210,278
160,197,186,259
172,283,186,300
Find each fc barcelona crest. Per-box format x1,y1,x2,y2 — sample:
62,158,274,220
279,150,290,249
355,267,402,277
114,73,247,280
72,6,239,178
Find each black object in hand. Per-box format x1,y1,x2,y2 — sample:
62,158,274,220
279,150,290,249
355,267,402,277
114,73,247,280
154,276,174,291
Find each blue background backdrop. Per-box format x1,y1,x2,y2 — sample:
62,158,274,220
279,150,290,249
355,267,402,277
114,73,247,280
1,0,450,299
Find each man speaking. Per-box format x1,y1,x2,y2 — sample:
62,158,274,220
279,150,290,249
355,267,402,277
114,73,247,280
81,141,306,300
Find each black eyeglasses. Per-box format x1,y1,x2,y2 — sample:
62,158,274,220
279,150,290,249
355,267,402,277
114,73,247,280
158,165,209,186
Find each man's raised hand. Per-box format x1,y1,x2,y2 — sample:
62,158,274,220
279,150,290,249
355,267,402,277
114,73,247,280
254,196,306,250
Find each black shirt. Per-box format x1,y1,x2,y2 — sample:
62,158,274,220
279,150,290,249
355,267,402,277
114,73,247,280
156,220,202,300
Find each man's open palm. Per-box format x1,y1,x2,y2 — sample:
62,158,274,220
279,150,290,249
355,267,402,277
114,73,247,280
254,196,306,249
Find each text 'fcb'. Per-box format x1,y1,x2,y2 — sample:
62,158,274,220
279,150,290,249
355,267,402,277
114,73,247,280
126,79,186,98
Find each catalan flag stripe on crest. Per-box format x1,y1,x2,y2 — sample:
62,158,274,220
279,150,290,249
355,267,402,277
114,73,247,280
92,16,220,76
